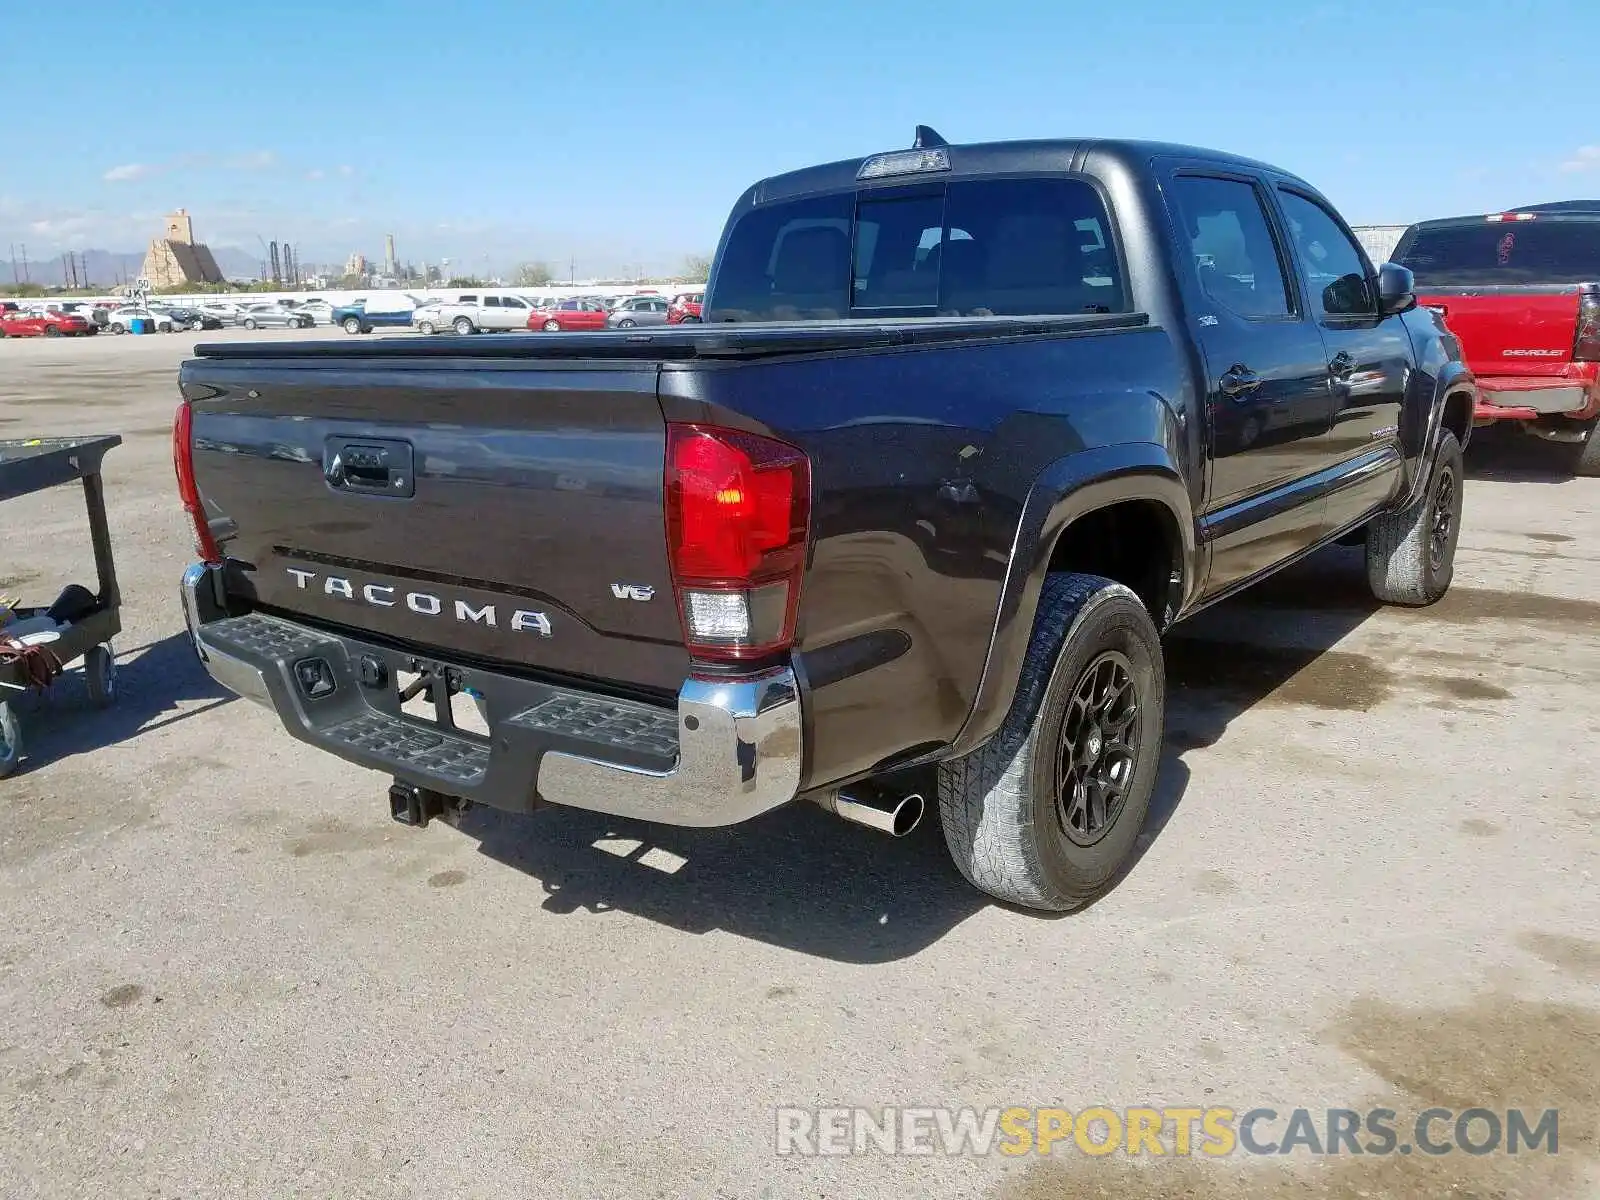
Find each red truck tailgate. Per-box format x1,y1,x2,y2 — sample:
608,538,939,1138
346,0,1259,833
1415,290,1580,379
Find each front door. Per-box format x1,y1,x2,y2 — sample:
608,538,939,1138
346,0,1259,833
1165,170,1338,597
1273,188,1410,535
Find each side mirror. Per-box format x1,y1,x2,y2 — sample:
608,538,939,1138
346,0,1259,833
1376,262,1416,315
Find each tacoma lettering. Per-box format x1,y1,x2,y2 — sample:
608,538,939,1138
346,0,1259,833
283,569,549,635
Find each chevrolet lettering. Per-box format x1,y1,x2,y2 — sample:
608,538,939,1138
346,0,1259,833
285,568,552,635
178,126,1475,912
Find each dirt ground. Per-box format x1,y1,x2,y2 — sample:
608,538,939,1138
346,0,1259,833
0,329,1595,1198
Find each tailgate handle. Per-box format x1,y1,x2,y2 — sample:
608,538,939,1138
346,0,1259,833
325,438,415,498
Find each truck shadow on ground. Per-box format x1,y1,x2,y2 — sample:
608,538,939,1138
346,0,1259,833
16,630,234,772
460,548,1385,961
1463,424,1588,484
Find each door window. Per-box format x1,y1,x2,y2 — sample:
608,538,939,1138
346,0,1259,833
483,295,502,307
1277,190,1375,317
502,297,527,310
1170,176,1294,319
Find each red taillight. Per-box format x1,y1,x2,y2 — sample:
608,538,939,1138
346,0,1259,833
1574,286,1600,362
173,401,222,563
665,423,809,662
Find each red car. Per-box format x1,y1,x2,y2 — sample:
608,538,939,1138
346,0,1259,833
666,291,704,324
529,297,609,331
1393,203,1600,474
0,310,93,338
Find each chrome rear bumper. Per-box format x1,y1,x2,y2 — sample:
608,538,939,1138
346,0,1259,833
180,562,803,826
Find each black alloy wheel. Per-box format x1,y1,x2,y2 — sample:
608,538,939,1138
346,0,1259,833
1055,650,1141,846
1428,466,1456,572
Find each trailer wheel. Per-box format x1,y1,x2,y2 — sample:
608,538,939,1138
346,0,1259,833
84,643,117,708
0,701,21,778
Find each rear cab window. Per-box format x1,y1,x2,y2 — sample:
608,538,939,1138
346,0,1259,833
1394,218,1600,286
707,177,1126,322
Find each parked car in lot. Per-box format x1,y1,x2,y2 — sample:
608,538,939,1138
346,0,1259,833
606,295,672,328
41,301,107,332
161,306,225,331
176,129,1476,912
333,295,425,334
666,291,704,323
290,298,336,326
413,290,537,334
529,296,609,331
106,307,175,334
196,302,243,326
1392,204,1600,475
0,308,93,337
236,302,314,330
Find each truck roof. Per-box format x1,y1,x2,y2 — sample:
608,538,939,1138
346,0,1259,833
1406,208,1600,229
749,135,1306,205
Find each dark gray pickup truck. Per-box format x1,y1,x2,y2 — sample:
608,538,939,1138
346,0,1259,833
176,128,1476,911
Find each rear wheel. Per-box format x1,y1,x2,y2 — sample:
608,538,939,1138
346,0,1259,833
1366,429,1464,606
242,318,258,330
543,319,561,332
938,573,1165,912
418,320,436,336
110,322,125,334
191,319,204,331
342,316,362,334
453,316,475,335
84,643,117,709
1570,415,1600,477
43,324,60,337
617,318,636,329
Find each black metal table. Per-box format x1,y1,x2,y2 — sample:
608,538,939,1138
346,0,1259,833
0,435,124,776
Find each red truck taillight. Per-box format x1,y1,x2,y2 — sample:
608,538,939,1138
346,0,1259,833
1574,285,1600,362
172,401,222,563
665,423,810,662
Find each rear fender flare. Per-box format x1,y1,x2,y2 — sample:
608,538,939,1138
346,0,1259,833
1402,359,1475,509
947,443,1195,757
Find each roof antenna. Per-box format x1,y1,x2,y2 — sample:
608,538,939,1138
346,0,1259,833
913,125,948,150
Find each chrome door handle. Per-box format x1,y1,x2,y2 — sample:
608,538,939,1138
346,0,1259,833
1220,365,1261,397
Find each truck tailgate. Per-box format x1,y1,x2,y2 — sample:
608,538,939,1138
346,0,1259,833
1416,287,1580,379
181,356,689,694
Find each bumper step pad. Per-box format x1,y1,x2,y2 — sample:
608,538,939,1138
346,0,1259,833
508,694,679,761
194,611,680,799
324,710,489,787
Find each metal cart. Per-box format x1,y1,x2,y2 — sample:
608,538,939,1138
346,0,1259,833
0,435,123,777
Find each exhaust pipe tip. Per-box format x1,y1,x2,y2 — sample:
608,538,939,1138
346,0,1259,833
817,786,925,837
888,791,925,837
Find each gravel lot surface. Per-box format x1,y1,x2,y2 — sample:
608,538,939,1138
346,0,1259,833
1,329,1595,1198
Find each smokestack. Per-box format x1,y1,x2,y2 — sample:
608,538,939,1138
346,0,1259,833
384,234,396,276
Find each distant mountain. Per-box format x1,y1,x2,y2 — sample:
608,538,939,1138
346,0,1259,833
5,244,264,289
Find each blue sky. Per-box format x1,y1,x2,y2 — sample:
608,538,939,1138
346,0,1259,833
2,0,1597,276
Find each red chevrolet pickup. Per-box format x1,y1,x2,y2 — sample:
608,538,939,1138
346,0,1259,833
1392,202,1600,475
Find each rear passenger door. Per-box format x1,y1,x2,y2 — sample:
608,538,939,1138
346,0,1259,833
481,294,505,329
1272,188,1410,535
1163,169,1339,598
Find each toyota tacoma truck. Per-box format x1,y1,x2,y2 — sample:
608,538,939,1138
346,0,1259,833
1391,202,1600,474
176,128,1475,912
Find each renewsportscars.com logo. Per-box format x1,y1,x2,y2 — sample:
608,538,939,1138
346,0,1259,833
775,1106,1561,1159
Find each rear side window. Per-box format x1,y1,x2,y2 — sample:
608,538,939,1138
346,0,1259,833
1170,176,1294,319
484,295,502,307
1395,219,1600,285
706,178,1126,322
